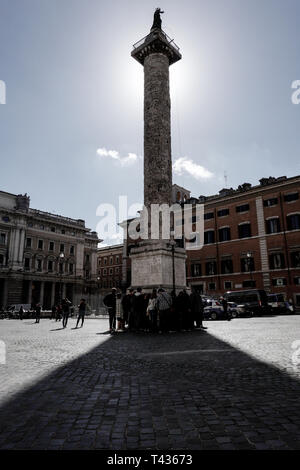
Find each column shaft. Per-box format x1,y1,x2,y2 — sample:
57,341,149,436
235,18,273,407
144,53,172,208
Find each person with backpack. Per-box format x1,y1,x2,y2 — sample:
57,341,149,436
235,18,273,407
146,289,158,333
156,288,172,333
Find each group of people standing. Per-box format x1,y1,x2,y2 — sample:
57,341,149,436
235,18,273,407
49,298,87,328
103,287,207,334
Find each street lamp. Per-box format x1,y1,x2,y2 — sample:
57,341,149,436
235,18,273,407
97,276,101,312
246,251,253,284
168,240,176,295
59,252,65,302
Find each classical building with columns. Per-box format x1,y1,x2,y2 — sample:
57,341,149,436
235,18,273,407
0,190,99,309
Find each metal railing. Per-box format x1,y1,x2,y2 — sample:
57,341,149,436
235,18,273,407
132,29,180,52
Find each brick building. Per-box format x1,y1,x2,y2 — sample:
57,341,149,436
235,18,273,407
97,244,124,294
97,176,300,308
0,190,100,309
186,175,300,307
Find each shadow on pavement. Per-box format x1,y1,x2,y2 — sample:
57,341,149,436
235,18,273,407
0,328,300,450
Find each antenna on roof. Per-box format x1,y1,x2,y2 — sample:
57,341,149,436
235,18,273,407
224,171,228,187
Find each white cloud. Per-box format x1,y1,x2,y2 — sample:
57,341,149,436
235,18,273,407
173,157,214,180
97,147,140,166
98,232,123,249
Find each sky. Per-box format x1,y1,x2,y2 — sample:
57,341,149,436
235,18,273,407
1,0,300,245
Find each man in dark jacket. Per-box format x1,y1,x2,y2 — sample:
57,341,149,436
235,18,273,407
133,287,144,331
35,303,41,323
190,288,206,329
181,289,192,330
19,305,24,320
221,296,230,321
123,289,135,331
103,288,117,333
76,298,86,328
62,298,71,328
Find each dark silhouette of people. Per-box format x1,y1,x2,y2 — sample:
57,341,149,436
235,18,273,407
190,288,206,329
156,288,172,333
51,305,56,320
62,298,71,328
181,289,193,330
35,303,41,323
56,304,62,322
103,288,117,333
146,289,158,333
76,298,86,328
133,288,145,331
221,296,230,321
19,305,24,320
124,289,135,331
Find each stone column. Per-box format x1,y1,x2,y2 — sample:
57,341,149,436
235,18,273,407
130,21,185,292
144,53,172,208
27,280,32,305
39,281,45,306
50,282,55,307
2,279,8,308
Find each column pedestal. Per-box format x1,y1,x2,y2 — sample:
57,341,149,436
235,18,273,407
130,241,186,293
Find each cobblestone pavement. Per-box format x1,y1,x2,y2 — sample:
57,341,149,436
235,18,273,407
0,315,300,450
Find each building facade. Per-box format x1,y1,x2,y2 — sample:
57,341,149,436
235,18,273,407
96,176,300,308
186,175,300,307
0,191,99,309
97,244,124,294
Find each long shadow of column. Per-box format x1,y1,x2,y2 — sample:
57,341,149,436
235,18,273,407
0,329,300,450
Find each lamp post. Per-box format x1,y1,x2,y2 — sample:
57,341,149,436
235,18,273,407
246,251,253,285
59,252,65,303
168,240,176,295
97,276,101,313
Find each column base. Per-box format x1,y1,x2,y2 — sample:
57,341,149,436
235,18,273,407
130,240,187,293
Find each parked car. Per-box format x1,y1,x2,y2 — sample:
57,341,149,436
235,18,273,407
267,294,293,314
6,304,33,319
224,289,270,316
203,298,239,320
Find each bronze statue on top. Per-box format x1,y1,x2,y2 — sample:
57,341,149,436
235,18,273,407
151,8,164,30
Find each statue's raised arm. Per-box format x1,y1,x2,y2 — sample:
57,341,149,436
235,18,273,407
151,8,164,30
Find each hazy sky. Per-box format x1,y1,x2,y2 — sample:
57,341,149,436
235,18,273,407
1,0,300,245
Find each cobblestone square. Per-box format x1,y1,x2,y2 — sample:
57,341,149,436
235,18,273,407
0,315,300,450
